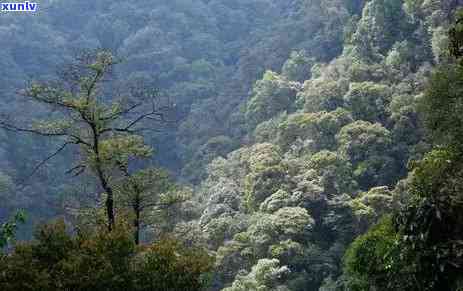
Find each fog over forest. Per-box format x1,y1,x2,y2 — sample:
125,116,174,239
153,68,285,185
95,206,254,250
1,0,463,290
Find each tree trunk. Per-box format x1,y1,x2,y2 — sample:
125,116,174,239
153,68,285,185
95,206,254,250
134,201,141,245
97,166,115,232
104,180,115,232
91,123,115,232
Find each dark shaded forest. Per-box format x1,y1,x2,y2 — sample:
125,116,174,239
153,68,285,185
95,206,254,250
1,0,463,290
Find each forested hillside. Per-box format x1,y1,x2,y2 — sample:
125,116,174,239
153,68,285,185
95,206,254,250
0,0,356,227
1,0,463,290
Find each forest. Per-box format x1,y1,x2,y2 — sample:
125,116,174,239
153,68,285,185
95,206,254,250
1,0,463,290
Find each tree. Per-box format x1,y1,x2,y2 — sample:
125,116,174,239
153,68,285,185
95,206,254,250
347,0,413,61
298,79,348,113
419,56,463,150
307,150,357,196
223,258,290,291
282,51,314,82
350,186,394,231
246,71,300,129
336,121,396,188
0,220,213,291
343,216,406,291
343,81,391,123
132,238,213,291
342,12,463,290
0,50,171,231
449,9,463,59
390,18,463,282
277,109,353,151
115,168,179,244
0,211,25,250
244,143,287,211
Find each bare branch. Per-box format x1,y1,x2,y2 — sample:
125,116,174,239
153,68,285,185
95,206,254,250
25,142,72,181
101,127,163,134
101,102,143,121
69,134,92,147
124,112,157,130
65,164,87,177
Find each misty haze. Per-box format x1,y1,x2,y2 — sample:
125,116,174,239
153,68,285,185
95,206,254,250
0,1,462,290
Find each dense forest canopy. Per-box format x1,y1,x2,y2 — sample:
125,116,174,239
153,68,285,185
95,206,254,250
1,0,463,290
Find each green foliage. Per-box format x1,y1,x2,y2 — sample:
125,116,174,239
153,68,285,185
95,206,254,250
209,2,455,290
345,147,463,291
343,12,463,291
1,0,458,290
91,135,153,172
393,147,463,290
307,151,357,195
0,211,26,249
350,186,394,230
182,135,237,183
2,50,171,231
272,207,314,237
389,92,423,148
390,25,463,289
347,0,414,61
0,220,213,291
132,238,213,291
282,51,314,82
419,63,463,150
116,168,176,209
253,113,287,144
343,82,391,123
269,239,305,266
299,79,348,113
431,26,450,63
260,190,299,213
244,165,288,211
115,167,182,242
278,109,353,151
449,9,463,60
409,148,460,199
223,258,290,291
384,41,413,76
243,143,287,211
246,71,299,129
337,121,397,188
343,216,406,291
